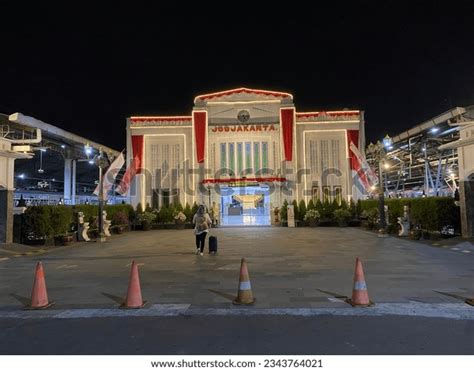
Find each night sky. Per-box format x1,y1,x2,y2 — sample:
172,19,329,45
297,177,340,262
1,2,473,151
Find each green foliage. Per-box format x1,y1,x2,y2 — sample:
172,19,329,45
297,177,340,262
280,200,289,222
298,199,307,221
183,202,192,221
304,209,320,222
145,203,152,212
111,210,129,226
359,197,460,232
175,202,184,212
23,206,53,239
340,199,348,210
307,199,315,210
191,202,199,217
137,211,156,225
334,208,352,226
158,205,175,223
315,199,323,212
361,208,379,229
50,206,73,236
136,203,143,214
320,199,333,220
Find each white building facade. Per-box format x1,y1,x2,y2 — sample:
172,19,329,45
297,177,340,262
126,88,366,225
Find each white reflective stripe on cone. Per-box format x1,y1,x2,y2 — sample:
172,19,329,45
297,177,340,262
354,281,367,290
239,281,252,290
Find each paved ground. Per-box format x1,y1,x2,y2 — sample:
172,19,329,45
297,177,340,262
0,227,473,309
1,227,473,355
1,315,473,355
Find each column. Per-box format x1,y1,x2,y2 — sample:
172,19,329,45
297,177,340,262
64,158,72,203
71,159,76,205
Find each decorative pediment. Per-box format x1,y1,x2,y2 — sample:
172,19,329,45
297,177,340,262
194,87,293,104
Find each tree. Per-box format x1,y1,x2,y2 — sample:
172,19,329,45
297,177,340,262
307,199,315,210
280,200,289,222
292,200,299,222
298,199,307,222
136,203,143,214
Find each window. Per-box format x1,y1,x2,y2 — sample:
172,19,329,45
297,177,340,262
262,142,268,174
309,140,318,174
254,142,260,173
321,140,329,171
237,142,243,176
334,186,342,205
228,143,235,176
220,143,227,174
331,140,340,170
322,186,331,203
312,186,319,202
245,142,252,174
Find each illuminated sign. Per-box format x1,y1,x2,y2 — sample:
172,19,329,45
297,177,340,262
210,124,277,133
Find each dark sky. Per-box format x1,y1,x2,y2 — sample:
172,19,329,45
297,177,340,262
1,1,473,151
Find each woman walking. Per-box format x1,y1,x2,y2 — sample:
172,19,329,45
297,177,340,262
193,205,212,256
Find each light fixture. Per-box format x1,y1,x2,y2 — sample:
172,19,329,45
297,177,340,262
85,144,92,155
61,144,66,149
383,134,393,148
383,163,390,170
40,148,47,152
18,173,25,179
430,127,439,133
88,159,94,165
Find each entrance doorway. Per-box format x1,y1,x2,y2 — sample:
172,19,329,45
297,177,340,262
220,185,270,226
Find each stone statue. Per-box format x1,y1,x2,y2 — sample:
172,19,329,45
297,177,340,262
77,211,90,242
102,210,112,237
397,205,410,237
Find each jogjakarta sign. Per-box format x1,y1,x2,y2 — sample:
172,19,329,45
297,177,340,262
211,124,278,133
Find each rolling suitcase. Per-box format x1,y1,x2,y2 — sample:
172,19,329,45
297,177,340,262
209,235,218,254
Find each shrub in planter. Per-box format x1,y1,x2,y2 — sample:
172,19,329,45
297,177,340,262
183,202,192,221
361,208,379,229
334,208,351,227
298,199,307,225
137,211,156,230
111,210,129,234
23,206,52,243
304,209,320,227
50,206,74,245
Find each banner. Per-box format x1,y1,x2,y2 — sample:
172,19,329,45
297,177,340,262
93,153,125,200
349,141,379,189
116,136,144,195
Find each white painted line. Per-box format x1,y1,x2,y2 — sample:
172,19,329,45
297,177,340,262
126,263,145,267
451,248,460,251
0,303,472,320
327,297,344,303
56,265,78,269
0,257,9,262
461,250,471,254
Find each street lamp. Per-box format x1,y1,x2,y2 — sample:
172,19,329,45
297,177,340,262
366,137,391,238
95,149,109,243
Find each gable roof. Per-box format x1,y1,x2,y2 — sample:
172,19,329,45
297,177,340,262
194,87,293,103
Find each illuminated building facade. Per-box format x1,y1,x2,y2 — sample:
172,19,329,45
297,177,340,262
126,88,365,225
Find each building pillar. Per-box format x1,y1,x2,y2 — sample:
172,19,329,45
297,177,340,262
71,159,76,205
64,158,72,203
0,189,14,243
459,178,474,238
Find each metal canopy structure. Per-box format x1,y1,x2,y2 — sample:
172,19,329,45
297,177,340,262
0,113,122,205
366,105,474,198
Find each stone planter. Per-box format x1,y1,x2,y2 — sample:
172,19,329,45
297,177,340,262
175,222,185,230
142,222,152,231
307,219,319,227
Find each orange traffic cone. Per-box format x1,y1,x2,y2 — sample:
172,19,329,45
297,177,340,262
25,262,54,310
121,260,146,309
233,258,256,305
346,257,374,307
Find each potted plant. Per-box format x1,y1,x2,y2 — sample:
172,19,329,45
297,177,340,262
334,208,352,227
111,210,129,234
174,211,187,229
50,206,74,246
304,209,320,227
23,206,51,245
137,211,155,231
361,208,379,230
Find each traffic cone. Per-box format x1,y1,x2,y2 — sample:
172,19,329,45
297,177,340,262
346,257,374,307
232,258,256,305
25,262,54,310
120,260,146,309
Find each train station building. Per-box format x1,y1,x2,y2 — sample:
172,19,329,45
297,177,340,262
126,88,366,226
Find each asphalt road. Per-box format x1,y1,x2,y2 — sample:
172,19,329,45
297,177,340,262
1,315,473,355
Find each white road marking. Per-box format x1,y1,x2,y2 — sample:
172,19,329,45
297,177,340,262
0,303,472,320
451,248,460,251
461,250,471,254
56,265,78,269
126,262,145,267
0,257,9,262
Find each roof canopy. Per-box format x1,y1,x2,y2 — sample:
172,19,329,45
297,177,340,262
194,87,293,103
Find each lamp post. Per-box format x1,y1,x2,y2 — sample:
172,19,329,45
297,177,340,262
367,137,391,238
95,149,108,243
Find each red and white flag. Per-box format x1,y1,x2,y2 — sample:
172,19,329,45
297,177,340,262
115,157,139,196
93,153,125,200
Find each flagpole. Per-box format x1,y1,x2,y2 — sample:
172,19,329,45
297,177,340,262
98,148,106,243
